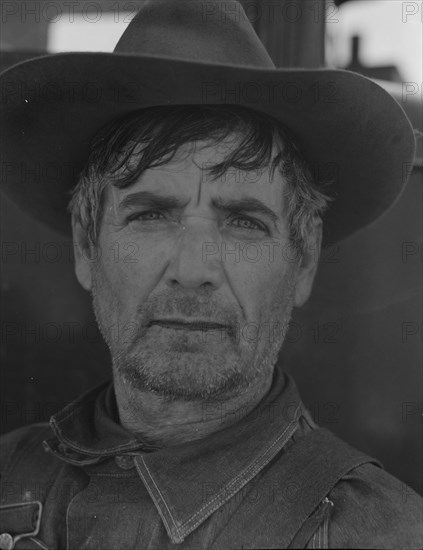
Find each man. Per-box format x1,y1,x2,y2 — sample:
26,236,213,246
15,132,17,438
0,1,421,548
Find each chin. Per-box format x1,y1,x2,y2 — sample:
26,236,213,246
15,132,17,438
114,348,261,403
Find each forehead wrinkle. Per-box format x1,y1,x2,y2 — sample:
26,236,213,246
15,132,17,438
109,153,208,214
191,144,228,208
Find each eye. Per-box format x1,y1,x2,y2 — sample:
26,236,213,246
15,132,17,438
127,211,166,222
228,216,268,232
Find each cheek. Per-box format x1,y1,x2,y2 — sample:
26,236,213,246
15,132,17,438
224,249,296,321
93,236,171,307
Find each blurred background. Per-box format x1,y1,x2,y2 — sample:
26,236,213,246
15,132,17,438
1,0,422,495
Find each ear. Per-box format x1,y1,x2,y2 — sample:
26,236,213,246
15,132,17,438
293,220,322,307
72,216,93,292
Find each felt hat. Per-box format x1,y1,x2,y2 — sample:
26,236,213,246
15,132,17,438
0,0,416,244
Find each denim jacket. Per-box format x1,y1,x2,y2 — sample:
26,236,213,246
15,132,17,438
1,369,422,549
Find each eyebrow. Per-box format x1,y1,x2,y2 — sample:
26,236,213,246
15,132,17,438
118,191,280,224
118,191,189,211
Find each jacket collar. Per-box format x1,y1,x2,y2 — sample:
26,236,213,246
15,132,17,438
48,381,149,457
48,368,308,543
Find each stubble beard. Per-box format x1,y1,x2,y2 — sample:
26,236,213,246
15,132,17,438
91,269,297,404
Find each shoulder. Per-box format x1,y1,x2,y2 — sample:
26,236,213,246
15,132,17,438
0,423,53,476
284,423,422,548
327,461,423,548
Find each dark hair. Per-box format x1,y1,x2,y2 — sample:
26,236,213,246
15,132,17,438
68,105,332,251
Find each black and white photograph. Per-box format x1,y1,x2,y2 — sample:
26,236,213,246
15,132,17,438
0,0,422,548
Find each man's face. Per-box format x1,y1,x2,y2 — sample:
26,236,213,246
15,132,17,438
74,138,319,402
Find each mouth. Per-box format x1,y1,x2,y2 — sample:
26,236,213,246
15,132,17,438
149,319,230,332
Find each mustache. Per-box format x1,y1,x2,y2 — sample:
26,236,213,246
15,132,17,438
136,291,241,328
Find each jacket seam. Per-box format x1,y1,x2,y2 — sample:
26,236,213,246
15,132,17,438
28,537,51,550
135,457,182,542
183,405,302,531
142,458,180,531
49,417,141,455
66,477,90,550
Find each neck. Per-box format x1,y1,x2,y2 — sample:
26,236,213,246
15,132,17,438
113,375,273,448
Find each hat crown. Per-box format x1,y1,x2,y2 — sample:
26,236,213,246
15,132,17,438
114,0,275,68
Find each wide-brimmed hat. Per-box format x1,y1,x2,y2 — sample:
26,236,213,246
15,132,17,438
0,0,416,244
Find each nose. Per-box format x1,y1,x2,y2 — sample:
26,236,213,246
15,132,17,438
164,216,224,290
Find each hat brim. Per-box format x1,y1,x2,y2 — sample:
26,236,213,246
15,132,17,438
0,52,416,244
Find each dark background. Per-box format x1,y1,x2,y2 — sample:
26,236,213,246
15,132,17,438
1,0,422,496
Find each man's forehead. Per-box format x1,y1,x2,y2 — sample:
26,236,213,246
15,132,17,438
107,139,286,206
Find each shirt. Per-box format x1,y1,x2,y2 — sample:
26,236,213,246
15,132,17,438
1,367,422,549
